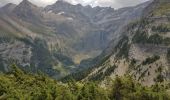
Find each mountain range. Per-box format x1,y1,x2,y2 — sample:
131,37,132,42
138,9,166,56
0,0,162,82
3,0,170,85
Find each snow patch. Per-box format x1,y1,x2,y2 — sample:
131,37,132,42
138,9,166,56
67,17,73,20
48,10,53,13
57,11,65,15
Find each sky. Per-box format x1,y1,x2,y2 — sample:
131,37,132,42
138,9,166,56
0,0,150,9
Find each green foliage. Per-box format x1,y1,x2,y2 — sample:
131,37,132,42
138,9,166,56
89,65,117,81
115,36,130,59
0,37,13,43
132,31,148,44
30,38,55,76
147,34,170,45
167,49,170,63
105,65,117,77
110,76,136,100
129,59,137,69
163,37,170,45
78,82,109,100
152,25,170,33
133,31,170,45
110,76,170,100
142,55,160,65
0,65,108,100
61,67,94,82
0,56,5,72
140,19,150,28
154,66,165,83
0,65,169,100
155,74,164,83
62,55,112,82
16,37,34,45
147,34,163,44
53,53,75,66
152,2,170,16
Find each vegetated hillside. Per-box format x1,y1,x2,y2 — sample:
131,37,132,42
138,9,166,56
0,0,151,78
63,0,170,86
0,65,170,100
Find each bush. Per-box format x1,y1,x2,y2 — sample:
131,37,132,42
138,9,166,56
142,55,160,65
152,25,170,33
110,76,170,100
167,49,170,63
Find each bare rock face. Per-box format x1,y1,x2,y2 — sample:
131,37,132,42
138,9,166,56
0,41,32,72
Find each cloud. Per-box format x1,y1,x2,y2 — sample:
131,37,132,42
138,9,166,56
31,0,56,6
0,0,150,8
0,0,20,5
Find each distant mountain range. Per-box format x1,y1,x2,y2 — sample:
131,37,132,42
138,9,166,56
0,0,151,79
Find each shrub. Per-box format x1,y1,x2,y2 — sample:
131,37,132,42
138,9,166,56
142,55,160,65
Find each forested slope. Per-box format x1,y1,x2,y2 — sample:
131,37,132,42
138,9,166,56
0,65,170,100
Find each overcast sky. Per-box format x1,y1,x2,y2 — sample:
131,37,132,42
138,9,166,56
0,0,150,9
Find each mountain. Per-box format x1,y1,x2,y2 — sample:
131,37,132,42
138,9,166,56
0,0,151,79
12,0,43,23
64,0,170,86
0,0,73,78
44,0,151,63
0,3,16,14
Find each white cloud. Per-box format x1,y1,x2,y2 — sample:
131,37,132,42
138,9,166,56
0,0,150,8
32,0,58,6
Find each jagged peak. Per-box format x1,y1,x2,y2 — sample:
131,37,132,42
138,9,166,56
55,0,71,5
22,0,33,4
12,0,43,22
13,0,41,13
17,0,38,8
